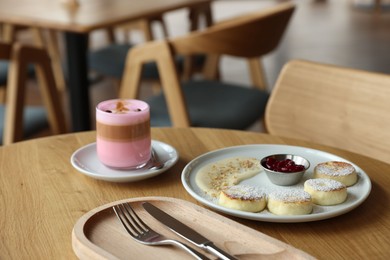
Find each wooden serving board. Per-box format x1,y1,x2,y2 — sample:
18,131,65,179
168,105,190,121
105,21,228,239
72,197,314,259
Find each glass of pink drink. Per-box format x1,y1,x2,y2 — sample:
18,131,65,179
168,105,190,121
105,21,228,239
96,99,151,169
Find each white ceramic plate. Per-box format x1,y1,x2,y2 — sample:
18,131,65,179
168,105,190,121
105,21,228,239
71,140,178,182
181,144,371,223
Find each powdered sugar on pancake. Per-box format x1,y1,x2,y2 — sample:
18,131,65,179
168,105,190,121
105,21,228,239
315,161,355,176
268,189,311,202
305,178,346,191
222,185,266,201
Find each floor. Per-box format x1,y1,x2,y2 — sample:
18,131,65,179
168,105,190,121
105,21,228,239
26,0,390,136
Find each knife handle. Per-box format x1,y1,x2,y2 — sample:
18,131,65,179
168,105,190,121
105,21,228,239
205,243,238,260
171,240,211,260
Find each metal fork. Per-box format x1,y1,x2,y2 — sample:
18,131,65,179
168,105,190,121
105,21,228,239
113,203,210,260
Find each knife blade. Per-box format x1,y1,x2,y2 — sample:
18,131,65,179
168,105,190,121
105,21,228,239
142,202,238,260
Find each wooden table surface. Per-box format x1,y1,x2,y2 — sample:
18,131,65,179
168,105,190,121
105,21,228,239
0,128,389,259
0,0,211,33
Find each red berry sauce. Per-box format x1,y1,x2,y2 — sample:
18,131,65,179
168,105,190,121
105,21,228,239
264,157,305,173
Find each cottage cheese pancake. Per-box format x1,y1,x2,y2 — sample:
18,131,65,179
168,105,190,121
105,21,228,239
195,157,262,198
219,185,267,212
267,189,313,215
314,161,357,186
304,178,347,206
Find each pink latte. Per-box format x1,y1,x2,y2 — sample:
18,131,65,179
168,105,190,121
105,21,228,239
96,99,151,169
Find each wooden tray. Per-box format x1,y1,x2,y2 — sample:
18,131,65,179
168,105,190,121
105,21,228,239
72,197,314,259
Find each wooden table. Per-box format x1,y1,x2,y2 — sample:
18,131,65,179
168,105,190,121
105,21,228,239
0,0,212,131
1,128,389,259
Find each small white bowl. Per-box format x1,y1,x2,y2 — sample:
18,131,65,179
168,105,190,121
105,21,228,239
260,154,310,186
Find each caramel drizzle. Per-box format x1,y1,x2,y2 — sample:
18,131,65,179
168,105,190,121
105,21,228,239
96,120,150,142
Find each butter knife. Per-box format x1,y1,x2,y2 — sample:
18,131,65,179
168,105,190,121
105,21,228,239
143,202,238,260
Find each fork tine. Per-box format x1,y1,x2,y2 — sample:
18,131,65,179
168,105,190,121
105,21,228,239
113,203,152,236
123,203,150,233
113,204,139,237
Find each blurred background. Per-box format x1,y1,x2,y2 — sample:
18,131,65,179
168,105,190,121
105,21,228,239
88,0,390,108
19,0,390,133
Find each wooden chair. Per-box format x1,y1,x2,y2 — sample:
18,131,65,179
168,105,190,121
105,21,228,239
118,2,295,129
89,6,212,92
89,15,170,81
265,59,390,163
117,15,169,45
1,23,67,93
0,42,67,145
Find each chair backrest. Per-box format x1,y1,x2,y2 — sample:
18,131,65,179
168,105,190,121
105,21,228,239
265,60,390,163
119,2,295,127
0,42,67,145
171,2,295,58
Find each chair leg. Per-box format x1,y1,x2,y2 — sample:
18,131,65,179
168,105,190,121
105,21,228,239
1,23,16,42
158,16,169,38
0,88,6,103
202,54,220,80
115,15,167,44
3,45,27,145
45,30,67,93
105,27,116,44
248,58,267,90
13,43,67,137
29,46,67,135
31,28,67,93
0,26,9,101
188,2,213,30
186,2,218,81
138,19,154,42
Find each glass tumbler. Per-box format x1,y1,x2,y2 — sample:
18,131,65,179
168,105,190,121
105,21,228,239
96,99,151,169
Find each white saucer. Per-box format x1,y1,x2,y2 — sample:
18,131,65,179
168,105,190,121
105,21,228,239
71,140,178,182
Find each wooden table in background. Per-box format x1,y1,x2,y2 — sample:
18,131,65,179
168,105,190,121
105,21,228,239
0,127,389,259
0,0,212,131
